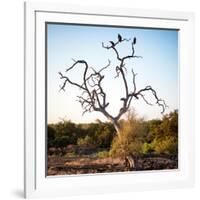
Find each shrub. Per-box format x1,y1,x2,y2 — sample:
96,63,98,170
65,151,76,157
97,150,109,158
142,137,178,155
141,110,178,155
53,136,70,148
142,142,155,154
154,136,178,154
110,109,147,157
94,123,115,148
77,135,94,146
48,125,56,147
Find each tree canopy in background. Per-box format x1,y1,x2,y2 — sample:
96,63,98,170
48,109,178,156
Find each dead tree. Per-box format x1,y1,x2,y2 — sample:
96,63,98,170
59,34,167,135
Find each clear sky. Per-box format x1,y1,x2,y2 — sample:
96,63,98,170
47,23,178,124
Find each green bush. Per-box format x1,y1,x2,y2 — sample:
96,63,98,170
47,126,56,147
65,151,76,157
142,110,178,155
142,136,178,155
94,123,115,148
53,136,70,148
77,135,94,146
47,110,178,156
97,150,109,158
154,136,178,154
142,142,155,154
110,109,147,157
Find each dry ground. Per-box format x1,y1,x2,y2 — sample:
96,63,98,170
47,155,178,176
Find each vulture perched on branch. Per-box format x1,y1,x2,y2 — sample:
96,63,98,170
109,41,115,47
118,34,122,42
133,37,137,45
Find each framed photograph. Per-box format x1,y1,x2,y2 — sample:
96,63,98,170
24,1,195,198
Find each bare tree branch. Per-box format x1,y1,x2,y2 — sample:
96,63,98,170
102,35,167,121
59,34,167,134
59,59,112,117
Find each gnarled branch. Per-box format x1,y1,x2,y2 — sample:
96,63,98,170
59,59,111,117
59,34,167,134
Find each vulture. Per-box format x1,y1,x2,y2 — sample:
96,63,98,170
118,34,122,42
133,37,137,45
109,41,115,47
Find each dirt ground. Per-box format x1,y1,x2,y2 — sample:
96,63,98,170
47,155,178,176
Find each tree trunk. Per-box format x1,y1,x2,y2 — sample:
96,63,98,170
125,155,135,170
108,118,140,171
112,120,121,135
124,155,139,171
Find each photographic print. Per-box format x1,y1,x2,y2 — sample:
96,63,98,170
47,23,178,176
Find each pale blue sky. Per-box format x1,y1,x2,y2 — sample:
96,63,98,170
47,23,178,124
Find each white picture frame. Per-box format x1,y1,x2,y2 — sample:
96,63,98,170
24,1,195,198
